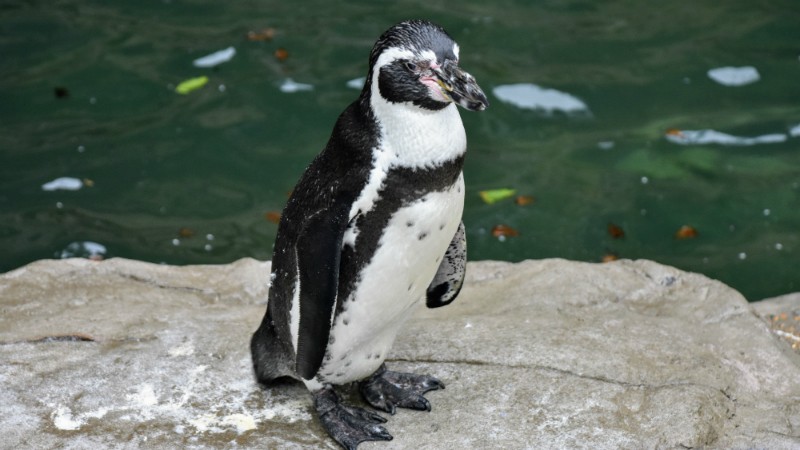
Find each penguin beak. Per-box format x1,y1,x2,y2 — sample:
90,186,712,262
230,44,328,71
433,60,489,111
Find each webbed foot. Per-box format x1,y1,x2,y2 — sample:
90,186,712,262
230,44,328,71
314,386,392,450
359,364,445,415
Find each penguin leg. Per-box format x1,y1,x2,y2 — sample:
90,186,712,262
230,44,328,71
313,386,392,450
359,364,445,415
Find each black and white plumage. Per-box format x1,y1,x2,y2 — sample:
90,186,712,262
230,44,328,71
251,19,488,450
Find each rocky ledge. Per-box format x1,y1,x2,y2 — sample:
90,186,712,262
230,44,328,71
1,258,798,449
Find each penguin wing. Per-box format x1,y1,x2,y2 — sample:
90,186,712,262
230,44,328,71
294,203,350,379
426,221,467,308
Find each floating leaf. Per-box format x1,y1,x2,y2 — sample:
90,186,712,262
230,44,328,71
515,195,535,206
42,177,83,191
602,253,619,263
193,47,236,68
265,211,282,224
178,227,196,238
247,28,276,41
82,178,95,187
274,48,289,62
175,76,209,95
707,66,760,87
607,223,625,239
675,225,698,239
491,224,519,238
665,128,786,146
480,188,516,204
280,78,313,93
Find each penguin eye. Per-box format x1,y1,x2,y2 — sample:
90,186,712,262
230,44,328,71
404,61,417,72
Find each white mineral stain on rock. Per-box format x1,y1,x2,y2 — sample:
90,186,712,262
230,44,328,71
52,405,82,430
221,413,257,433
127,384,158,407
168,342,195,357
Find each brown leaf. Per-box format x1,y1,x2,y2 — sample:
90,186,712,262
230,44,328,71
607,223,625,239
265,211,282,224
601,253,619,263
178,227,195,238
515,195,535,206
675,225,698,239
274,48,289,62
247,28,276,41
491,224,519,238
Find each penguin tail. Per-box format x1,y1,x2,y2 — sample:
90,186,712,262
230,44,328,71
250,310,296,384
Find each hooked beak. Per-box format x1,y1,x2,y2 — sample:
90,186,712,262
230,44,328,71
433,60,489,111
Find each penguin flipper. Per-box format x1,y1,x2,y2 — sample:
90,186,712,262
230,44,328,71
426,221,467,308
295,204,350,380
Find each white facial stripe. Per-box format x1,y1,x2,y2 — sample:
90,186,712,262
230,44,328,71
373,47,415,72
419,49,437,65
453,43,460,60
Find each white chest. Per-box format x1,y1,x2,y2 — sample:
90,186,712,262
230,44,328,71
319,173,465,384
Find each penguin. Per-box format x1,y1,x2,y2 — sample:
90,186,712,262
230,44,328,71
251,19,488,450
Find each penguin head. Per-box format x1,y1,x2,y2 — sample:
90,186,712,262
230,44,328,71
365,20,489,112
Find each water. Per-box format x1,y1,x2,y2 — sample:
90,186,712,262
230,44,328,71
1,1,798,301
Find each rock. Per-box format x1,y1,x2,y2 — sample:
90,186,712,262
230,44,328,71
753,293,800,355
1,257,798,449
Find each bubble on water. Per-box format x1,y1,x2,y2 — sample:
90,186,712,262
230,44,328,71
738,252,747,260
172,238,180,246
640,176,649,185
775,243,783,251
204,244,212,251
763,208,771,216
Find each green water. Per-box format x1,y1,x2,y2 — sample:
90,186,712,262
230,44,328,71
2,1,799,301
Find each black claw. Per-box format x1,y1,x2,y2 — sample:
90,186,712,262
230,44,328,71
359,364,444,414
314,387,393,450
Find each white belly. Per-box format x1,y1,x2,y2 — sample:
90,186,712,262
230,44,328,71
319,173,465,384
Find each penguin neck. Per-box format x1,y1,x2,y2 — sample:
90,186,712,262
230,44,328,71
365,84,467,170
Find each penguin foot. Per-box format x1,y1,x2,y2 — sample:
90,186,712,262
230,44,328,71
314,386,392,450
359,364,445,415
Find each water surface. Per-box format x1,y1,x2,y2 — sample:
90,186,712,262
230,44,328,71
2,1,799,300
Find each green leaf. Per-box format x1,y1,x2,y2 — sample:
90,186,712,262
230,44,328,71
479,188,516,204
175,76,209,95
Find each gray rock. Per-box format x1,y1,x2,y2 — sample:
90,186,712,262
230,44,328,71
1,257,798,449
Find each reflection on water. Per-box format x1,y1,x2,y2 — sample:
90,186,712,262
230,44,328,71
1,1,798,301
